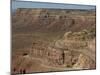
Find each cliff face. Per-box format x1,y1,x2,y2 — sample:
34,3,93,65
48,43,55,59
12,8,96,74
12,8,96,33
29,31,95,68
29,24,95,68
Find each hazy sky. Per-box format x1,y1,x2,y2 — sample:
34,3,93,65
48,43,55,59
12,1,96,10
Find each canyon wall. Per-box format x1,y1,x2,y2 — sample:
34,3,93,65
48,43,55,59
12,8,96,33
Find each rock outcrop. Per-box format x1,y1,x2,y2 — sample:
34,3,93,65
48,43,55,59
73,54,95,69
29,28,96,68
12,8,96,33
12,9,96,74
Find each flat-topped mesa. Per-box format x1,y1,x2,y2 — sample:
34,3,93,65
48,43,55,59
12,8,95,33
15,8,95,19
15,8,71,20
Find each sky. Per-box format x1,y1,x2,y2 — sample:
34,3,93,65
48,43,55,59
12,0,96,10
